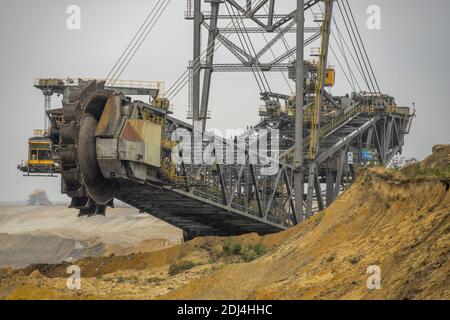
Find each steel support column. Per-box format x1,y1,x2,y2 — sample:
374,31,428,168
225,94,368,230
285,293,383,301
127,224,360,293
305,0,334,217
384,116,394,160
325,170,334,206
305,163,316,217
314,172,324,210
44,91,52,130
379,120,386,164
334,149,346,199
366,125,374,148
200,1,220,131
192,0,202,123
294,0,305,223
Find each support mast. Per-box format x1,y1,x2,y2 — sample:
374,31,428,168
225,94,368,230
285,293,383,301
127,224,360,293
294,0,305,223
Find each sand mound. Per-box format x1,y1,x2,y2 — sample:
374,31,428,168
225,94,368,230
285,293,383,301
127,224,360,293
402,144,450,182
164,168,449,299
426,145,450,170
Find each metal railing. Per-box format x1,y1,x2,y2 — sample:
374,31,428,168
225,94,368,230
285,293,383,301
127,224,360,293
34,78,165,95
279,103,412,161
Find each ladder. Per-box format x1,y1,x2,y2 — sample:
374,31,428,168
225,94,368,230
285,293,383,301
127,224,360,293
187,61,194,119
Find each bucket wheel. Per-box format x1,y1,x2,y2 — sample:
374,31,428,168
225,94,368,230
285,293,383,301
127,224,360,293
56,80,116,216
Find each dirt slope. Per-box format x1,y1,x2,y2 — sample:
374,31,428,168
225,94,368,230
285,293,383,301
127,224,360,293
165,168,449,299
0,146,449,300
423,144,450,172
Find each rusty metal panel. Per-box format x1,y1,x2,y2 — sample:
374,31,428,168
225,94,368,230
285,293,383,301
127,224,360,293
96,136,124,179
96,138,118,160
97,159,125,179
128,162,148,181
119,119,161,167
95,94,122,137
118,140,146,162
120,120,143,142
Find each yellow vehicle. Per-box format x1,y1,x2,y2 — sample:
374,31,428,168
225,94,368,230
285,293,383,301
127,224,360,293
18,131,58,176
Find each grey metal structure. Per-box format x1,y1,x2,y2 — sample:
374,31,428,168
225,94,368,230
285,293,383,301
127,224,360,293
186,0,322,124
34,78,164,132
22,0,414,239
294,0,305,222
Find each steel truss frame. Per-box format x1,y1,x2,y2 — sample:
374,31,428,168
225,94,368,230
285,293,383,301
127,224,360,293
163,107,412,234
181,0,413,228
187,0,322,126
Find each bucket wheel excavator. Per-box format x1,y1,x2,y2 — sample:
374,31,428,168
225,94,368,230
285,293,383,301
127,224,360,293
57,81,117,216
17,0,415,239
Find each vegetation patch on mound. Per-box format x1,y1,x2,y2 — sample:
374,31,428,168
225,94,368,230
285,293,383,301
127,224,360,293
401,145,450,182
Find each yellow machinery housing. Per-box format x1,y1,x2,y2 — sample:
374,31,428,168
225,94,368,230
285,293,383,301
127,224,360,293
18,131,58,176
325,68,335,87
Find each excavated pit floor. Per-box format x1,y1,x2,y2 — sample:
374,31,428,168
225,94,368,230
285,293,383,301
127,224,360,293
0,205,182,269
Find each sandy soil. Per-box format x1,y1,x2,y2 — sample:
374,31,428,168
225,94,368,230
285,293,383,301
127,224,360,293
1,168,448,300
0,146,448,300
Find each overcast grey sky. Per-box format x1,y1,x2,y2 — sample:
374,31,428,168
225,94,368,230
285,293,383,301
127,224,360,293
0,0,449,202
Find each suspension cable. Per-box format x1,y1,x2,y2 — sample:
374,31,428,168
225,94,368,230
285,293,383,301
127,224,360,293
229,3,271,93
333,4,368,91
262,3,294,94
344,0,381,93
340,1,376,93
336,1,373,93
106,0,163,83
225,2,264,93
329,42,356,92
165,0,267,100
327,5,363,92
332,15,360,91
264,31,295,94
109,0,172,86
310,5,355,92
